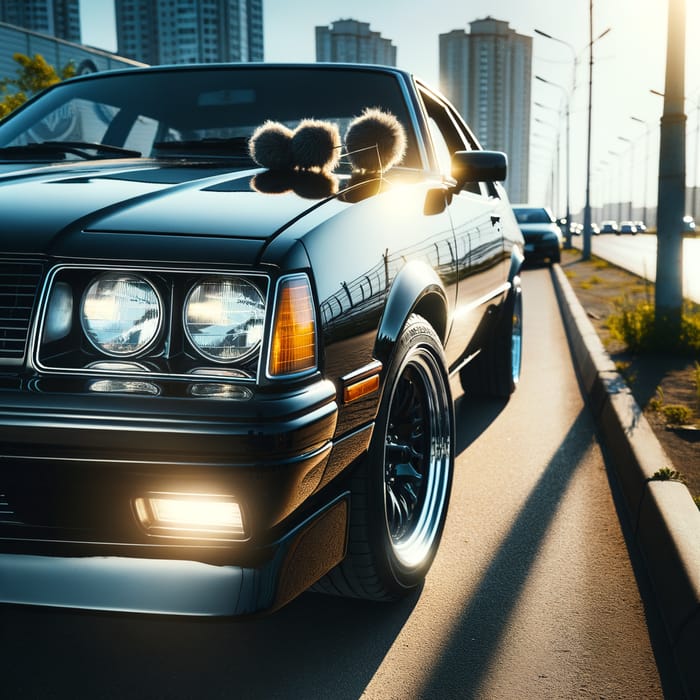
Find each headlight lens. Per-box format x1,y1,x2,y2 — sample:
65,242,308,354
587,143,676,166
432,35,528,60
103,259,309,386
184,278,265,362
81,273,162,357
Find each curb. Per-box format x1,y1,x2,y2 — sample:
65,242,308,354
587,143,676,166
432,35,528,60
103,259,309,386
551,264,700,699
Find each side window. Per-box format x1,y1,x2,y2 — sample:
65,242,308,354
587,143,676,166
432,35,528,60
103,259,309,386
419,89,481,195
427,116,452,174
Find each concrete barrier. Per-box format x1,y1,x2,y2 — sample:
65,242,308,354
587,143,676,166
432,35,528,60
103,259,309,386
552,264,700,699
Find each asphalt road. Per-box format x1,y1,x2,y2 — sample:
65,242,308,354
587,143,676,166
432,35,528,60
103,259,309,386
573,233,700,303
0,267,685,699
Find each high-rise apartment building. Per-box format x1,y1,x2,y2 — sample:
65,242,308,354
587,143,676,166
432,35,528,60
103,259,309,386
440,17,531,203
0,0,80,42
115,0,263,65
316,19,396,66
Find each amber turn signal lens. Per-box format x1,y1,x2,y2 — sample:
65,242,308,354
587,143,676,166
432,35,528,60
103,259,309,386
268,276,317,377
343,374,380,403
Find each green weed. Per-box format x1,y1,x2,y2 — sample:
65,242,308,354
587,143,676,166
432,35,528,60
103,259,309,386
661,404,693,425
607,298,700,353
651,467,685,482
648,386,664,412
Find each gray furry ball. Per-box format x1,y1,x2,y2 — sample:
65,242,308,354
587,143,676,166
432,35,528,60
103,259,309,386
248,121,294,170
345,108,407,172
291,119,341,171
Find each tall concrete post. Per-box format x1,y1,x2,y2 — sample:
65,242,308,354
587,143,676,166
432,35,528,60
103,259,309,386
582,1,594,260
655,0,686,334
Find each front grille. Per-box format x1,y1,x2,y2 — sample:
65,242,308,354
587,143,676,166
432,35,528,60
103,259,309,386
0,260,43,362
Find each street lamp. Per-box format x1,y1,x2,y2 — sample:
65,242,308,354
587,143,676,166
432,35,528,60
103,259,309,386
596,159,610,220
617,135,633,219
535,74,571,247
534,116,561,214
608,149,622,222
630,116,652,226
534,25,611,258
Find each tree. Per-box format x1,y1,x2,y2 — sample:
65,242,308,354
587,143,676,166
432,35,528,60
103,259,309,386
0,53,75,119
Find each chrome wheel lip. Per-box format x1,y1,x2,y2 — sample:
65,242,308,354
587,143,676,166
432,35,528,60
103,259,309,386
383,345,452,570
511,291,523,385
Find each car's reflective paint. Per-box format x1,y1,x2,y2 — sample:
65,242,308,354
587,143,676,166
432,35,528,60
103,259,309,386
0,63,523,615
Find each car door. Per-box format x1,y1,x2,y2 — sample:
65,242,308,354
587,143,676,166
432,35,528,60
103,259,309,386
417,87,510,372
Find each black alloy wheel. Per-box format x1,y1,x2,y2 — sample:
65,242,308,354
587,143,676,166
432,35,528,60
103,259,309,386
314,315,454,600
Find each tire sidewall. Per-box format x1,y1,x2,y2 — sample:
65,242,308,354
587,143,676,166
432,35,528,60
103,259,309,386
367,315,454,593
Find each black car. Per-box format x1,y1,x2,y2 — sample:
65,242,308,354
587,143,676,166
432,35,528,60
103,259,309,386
512,205,562,264
0,64,523,616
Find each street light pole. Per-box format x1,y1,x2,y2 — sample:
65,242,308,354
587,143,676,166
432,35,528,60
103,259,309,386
535,24,610,259
630,116,651,225
617,135,632,219
535,75,571,247
694,92,700,220
608,149,621,222
534,116,560,214
655,0,686,335
582,0,594,260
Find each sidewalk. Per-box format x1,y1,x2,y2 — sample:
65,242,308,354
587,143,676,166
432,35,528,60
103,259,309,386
551,263,700,699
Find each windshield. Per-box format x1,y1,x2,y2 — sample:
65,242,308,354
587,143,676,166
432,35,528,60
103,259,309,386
0,66,420,167
513,207,554,224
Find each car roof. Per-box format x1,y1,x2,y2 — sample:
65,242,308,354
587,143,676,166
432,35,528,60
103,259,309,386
56,62,415,88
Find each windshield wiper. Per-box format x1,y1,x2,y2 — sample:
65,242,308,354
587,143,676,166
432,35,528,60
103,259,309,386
152,137,250,158
0,141,142,160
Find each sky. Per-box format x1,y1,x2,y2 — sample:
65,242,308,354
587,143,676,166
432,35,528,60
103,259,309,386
79,0,700,216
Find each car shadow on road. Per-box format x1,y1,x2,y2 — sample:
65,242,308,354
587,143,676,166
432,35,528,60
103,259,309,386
416,410,593,698
1,584,420,698
453,391,509,456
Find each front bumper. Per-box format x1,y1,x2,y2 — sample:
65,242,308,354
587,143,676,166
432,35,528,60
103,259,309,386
0,376,359,615
523,238,560,262
0,494,349,616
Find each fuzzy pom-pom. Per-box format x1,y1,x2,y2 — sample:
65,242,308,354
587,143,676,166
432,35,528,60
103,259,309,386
345,108,407,172
249,121,294,170
291,119,341,171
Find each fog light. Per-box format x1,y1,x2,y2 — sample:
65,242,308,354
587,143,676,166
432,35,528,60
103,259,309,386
89,379,159,395
188,383,253,399
134,493,245,540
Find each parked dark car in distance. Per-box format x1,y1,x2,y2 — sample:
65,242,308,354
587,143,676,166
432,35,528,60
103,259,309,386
618,220,638,235
512,204,562,264
0,63,524,616
600,220,618,234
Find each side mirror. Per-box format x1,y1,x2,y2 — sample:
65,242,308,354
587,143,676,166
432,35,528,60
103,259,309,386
451,150,507,190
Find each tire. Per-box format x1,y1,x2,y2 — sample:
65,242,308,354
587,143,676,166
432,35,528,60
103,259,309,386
459,281,522,398
314,315,454,601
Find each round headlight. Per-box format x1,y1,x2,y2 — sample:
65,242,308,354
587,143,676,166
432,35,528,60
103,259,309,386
184,278,265,363
81,273,162,357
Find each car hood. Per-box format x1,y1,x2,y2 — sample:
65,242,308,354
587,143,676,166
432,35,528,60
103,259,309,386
0,160,346,263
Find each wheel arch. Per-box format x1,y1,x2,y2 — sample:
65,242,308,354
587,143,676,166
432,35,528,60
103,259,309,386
373,260,449,365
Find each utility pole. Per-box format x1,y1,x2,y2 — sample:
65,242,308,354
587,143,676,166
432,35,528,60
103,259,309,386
582,0,594,260
655,0,686,337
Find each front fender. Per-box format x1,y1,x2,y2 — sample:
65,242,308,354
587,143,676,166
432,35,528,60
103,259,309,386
374,260,448,363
